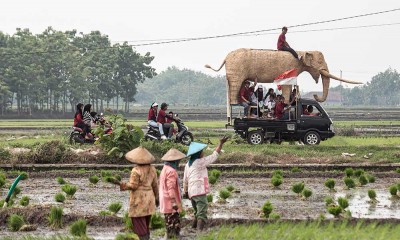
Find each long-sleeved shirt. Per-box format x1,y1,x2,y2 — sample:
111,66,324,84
159,165,182,213
183,151,219,198
83,111,94,126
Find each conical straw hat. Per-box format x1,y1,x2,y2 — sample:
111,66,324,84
161,148,186,161
125,146,155,164
186,142,207,156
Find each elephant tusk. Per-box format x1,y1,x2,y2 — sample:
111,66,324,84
319,70,363,84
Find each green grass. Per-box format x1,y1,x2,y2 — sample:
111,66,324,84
199,221,400,240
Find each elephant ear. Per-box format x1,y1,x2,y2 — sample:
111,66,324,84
303,52,313,67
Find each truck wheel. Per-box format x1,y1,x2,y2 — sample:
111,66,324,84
304,131,321,145
247,130,264,145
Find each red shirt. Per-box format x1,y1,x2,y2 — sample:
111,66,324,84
157,109,167,124
74,113,84,126
148,108,157,121
239,86,254,103
274,102,285,119
277,33,286,50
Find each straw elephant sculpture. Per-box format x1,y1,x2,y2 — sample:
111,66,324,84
205,48,362,104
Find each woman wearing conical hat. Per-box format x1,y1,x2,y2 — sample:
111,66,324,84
183,136,229,231
159,148,186,239
118,146,159,240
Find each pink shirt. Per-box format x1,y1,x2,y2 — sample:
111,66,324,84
159,165,182,213
183,151,219,198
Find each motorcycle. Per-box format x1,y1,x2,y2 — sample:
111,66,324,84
144,114,194,146
69,112,112,144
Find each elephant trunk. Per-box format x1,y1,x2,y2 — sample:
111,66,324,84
314,74,330,102
319,70,363,84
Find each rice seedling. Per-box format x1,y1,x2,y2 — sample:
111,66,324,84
344,177,356,189
226,185,235,192
180,208,186,218
103,176,119,184
207,194,213,203
0,199,14,207
19,196,30,206
48,206,63,229
338,197,349,210
324,179,335,191
99,210,111,216
344,168,354,177
302,188,312,199
367,175,376,183
123,212,133,231
7,214,25,231
115,175,122,181
291,167,301,173
261,201,273,218
395,168,400,173
324,196,335,207
70,219,87,237
269,212,280,220
0,174,5,188
219,189,231,200
19,172,29,180
89,175,99,185
150,213,165,229
354,169,365,177
291,182,305,196
61,184,77,198
54,192,66,203
208,175,217,185
272,170,283,178
368,189,377,202
12,186,21,196
359,175,368,186
209,169,221,179
327,206,342,218
115,233,137,240
271,176,283,188
108,202,123,215
101,170,113,178
56,177,66,185
389,185,398,196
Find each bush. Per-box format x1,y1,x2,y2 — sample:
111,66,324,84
219,189,231,200
226,185,235,192
108,202,123,214
70,219,87,237
261,201,273,218
19,196,30,206
344,177,356,189
7,214,25,231
324,179,335,190
291,182,305,195
338,197,349,209
344,168,354,177
56,177,66,185
34,140,66,163
95,114,143,158
359,175,368,186
61,184,77,198
89,175,99,185
150,213,165,229
368,189,377,200
54,192,66,203
324,196,334,207
328,206,342,217
354,169,365,177
271,176,283,188
207,194,213,203
389,185,398,196
48,206,63,229
302,188,312,199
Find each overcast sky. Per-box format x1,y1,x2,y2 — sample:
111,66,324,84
1,0,399,92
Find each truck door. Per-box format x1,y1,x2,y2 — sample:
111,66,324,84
298,104,330,133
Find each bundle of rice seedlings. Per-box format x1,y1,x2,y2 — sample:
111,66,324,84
123,212,133,231
359,175,368,186
19,196,30,206
207,194,213,203
48,206,63,229
338,197,349,210
56,177,66,185
302,188,312,199
344,177,356,189
344,168,354,177
272,170,283,178
70,219,87,237
324,179,335,191
261,201,273,218
150,213,165,229
12,186,21,196
368,189,377,202
389,185,398,196
7,214,25,231
208,175,217,185
219,189,231,200
324,196,335,207
99,210,111,216
0,173,5,188
271,176,283,188
61,184,77,198
291,182,305,196
19,172,29,180
108,202,123,215
54,192,66,203
327,206,342,217
354,169,365,177
226,185,235,192
367,175,376,183
89,175,99,185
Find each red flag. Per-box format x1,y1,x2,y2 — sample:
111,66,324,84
274,69,298,90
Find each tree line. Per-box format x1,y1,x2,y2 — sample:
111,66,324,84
0,27,156,115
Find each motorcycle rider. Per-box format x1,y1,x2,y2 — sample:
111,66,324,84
148,102,167,140
73,103,86,132
83,104,95,139
157,103,175,139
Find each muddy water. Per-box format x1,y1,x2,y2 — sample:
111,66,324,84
1,174,400,239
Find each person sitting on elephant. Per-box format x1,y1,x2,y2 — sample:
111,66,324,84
277,26,301,61
239,79,258,118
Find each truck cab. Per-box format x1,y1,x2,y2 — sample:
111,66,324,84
233,98,335,145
